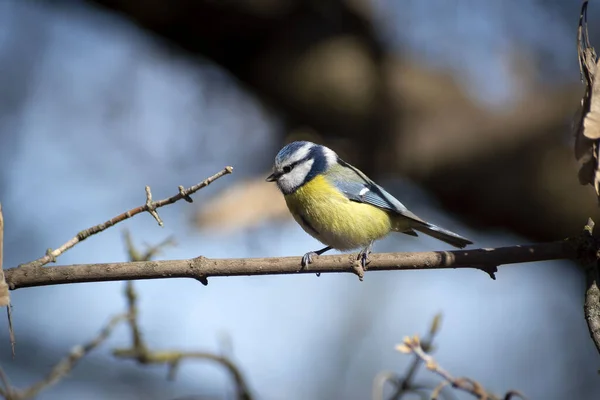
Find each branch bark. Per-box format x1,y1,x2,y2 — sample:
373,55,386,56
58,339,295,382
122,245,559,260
3,239,579,290
585,269,600,354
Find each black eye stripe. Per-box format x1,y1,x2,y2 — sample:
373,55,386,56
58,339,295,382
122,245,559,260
283,159,305,173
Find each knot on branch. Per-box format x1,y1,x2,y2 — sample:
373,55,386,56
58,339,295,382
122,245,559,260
190,256,209,286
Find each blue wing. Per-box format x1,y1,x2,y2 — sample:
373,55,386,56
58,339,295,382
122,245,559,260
328,160,424,222
328,159,473,248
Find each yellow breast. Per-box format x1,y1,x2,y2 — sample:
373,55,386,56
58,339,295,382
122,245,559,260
284,175,393,250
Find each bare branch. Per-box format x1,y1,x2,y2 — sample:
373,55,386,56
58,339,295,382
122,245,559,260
0,204,7,305
396,336,526,400
0,314,128,400
18,167,233,270
113,349,252,400
391,314,443,399
0,204,15,357
373,314,454,400
2,238,582,291
5,306,14,360
114,234,253,400
585,275,600,353
0,367,12,398
122,230,175,353
576,218,600,355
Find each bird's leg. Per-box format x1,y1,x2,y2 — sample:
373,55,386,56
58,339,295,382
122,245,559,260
357,241,374,270
301,246,332,268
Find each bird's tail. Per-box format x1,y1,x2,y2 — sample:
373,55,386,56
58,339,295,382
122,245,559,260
409,220,472,249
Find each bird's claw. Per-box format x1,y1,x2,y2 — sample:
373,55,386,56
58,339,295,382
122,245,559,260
301,252,318,268
357,244,373,270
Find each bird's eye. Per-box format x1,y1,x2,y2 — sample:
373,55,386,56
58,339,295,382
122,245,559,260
283,165,292,173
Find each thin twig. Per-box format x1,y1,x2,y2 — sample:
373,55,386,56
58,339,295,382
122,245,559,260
0,204,15,357
122,230,175,353
0,367,11,398
373,315,453,400
0,204,6,304
372,314,454,400
3,238,583,290
372,371,400,400
18,167,233,270
6,306,14,359
1,314,128,400
396,336,526,400
113,349,252,400
390,314,443,400
114,233,253,400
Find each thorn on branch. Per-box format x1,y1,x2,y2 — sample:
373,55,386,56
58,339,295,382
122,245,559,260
351,260,365,281
178,185,194,203
479,264,498,280
192,256,209,286
145,186,163,226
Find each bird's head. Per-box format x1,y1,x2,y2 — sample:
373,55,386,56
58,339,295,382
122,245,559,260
266,141,338,194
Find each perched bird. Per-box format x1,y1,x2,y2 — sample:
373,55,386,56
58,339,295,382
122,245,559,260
266,141,473,268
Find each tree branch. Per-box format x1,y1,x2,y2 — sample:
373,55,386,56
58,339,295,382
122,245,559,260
393,314,443,399
396,335,526,400
585,273,600,354
373,314,456,400
114,232,253,400
0,204,6,304
0,314,128,400
0,204,15,357
18,166,233,270
3,238,581,290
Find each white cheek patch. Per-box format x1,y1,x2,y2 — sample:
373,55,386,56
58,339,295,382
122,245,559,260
322,147,337,168
277,159,314,194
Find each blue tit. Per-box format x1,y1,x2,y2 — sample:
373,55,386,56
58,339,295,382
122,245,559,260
266,141,473,268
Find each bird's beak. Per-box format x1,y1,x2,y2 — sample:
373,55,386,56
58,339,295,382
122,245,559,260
266,173,277,182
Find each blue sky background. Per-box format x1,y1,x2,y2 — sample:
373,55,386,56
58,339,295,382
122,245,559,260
0,1,598,399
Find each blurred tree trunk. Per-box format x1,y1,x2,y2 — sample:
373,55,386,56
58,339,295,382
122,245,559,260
86,0,593,241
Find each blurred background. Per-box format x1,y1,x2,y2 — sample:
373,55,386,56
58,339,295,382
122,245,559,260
0,0,599,399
